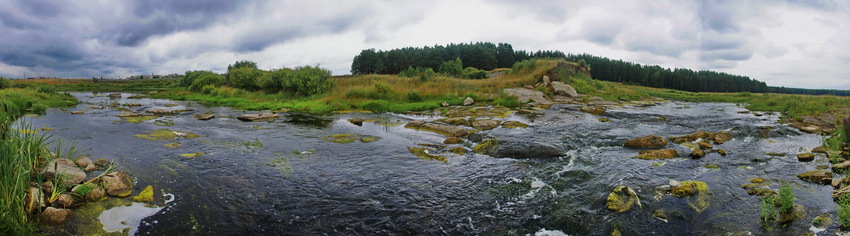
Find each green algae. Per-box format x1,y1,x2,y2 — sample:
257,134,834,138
164,142,182,148
131,185,154,202
407,147,448,162
473,139,498,155
153,119,175,126
501,121,529,128
267,156,294,177
120,115,158,123
448,147,467,155
180,152,204,158
321,134,381,144
157,165,179,176
133,129,201,141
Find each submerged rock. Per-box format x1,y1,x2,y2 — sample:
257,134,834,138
473,139,563,159
812,146,829,154
407,147,447,162
624,135,668,149
606,185,641,213
102,171,133,197
40,158,86,186
796,170,832,184
697,141,713,150
118,112,140,118
347,118,364,126
672,131,714,143
237,113,280,121
666,180,711,213
633,149,678,160
579,106,606,115
405,120,468,137
39,207,72,225
776,204,807,224
443,137,464,144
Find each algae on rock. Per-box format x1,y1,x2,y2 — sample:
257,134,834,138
606,185,641,213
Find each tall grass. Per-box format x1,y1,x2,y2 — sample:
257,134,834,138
0,101,54,235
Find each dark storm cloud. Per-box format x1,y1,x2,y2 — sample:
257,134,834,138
107,0,249,46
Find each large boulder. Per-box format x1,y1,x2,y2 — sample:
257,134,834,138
690,148,706,158
147,108,174,115
437,118,471,127
503,88,551,105
40,159,86,186
606,186,641,213
551,81,578,97
633,149,678,160
39,207,72,225
101,171,133,197
797,170,832,184
237,113,280,121
473,139,563,159
471,119,501,130
624,135,668,149
404,120,468,137
672,131,714,143
797,153,815,162
463,97,475,106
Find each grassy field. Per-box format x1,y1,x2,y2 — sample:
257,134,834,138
10,60,850,120
0,88,78,235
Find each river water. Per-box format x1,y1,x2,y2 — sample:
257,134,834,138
27,92,838,235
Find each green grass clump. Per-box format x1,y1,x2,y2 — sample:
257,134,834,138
760,181,795,222
0,89,77,235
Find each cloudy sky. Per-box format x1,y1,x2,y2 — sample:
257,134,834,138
1,0,848,89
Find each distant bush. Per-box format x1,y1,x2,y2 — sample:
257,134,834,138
511,59,538,75
228,67,262,91
463,67,487,79
188,73,226,92
439,58,464,78
283,66,332,96
399,66,437,82
180,70,217,88
0,77,10,89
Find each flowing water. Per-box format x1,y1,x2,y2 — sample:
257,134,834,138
27,92,838,235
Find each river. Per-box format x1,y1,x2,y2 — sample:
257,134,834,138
28,92,837,235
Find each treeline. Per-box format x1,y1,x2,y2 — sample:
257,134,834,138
564,54,769,93
350,42,566,75
178,61,332,96
768,86,850,96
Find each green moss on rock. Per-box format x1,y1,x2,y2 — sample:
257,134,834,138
131,185,154,202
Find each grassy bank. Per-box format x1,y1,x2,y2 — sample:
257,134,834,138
0,88,78,235
11,78,177,92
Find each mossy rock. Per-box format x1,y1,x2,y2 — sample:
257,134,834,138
436,117,471,126
131,185,154,202
448,147,466,155
443,137,464,144
750,178,766,183
501,121,528,128
666,181,711,213
407,147,447,162
473,139,499,155
120,115,159,123
606,185,641,213
634,149,678,160
796,170,832,184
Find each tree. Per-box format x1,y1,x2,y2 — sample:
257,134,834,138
0,77,10,89
228,60,258,71
228,67,262,91
438,58,463,78
496,43,515,68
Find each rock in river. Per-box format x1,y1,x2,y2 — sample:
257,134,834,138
797,153,815,162
463,97,475,106
102,171,133,197
194,114,215,120
796,170,832,184
606,186,641,213
633,149,678,160
551,81,578,97
40,158,86,186
473,139,563,159
39,207,72,225
237,113,280,121
624,135,668,149
471,119,501,130
405,120,468,137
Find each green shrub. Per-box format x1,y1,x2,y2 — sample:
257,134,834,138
188,73,226,92
777,182,794,213
282,66,332,96
463,67,487,79
227,67,262,91
439,58,464,78
511,59,538,75
760,181,795,222
0,77,10,89
180,71,218,88
399,66,437,82
405,91,422,102
837,194,850,227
